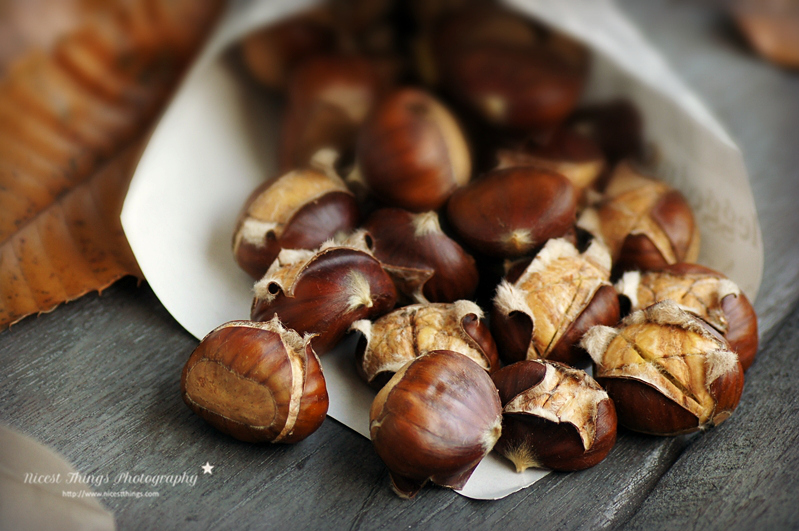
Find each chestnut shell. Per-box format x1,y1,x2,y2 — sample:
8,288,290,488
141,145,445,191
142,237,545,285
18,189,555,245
492,360,617,471
369,349,502,498
181,320,328,443
363,208,479,302
234,185,360,280
251,247,397,354
356,88,471,212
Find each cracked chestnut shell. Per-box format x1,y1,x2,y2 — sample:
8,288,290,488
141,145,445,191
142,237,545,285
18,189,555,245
232,165,360,279
250,238,397,354
616,263,758,371
492,360,617,472
492,238,620,367
362,208,478,303
580,161,700,275
355,87,471,212
581,299,745,435
446,167,577,258
351,300,500,389
181,317,328,443
370,349,502,499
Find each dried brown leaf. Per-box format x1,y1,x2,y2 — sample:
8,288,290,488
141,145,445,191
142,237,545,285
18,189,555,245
0,0,224,329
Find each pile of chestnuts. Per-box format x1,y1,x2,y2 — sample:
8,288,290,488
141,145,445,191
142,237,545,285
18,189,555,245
179,0,759,500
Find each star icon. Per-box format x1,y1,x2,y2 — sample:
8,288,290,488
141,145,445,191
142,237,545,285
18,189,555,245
201,462,214,475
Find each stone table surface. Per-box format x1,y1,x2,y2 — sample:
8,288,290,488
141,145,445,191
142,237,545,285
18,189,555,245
2,0,799,529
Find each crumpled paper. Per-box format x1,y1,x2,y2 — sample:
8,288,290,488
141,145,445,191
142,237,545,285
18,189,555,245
121,0,763,500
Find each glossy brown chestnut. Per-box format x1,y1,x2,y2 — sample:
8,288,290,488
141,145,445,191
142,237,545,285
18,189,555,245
492,238,620,367
491,360,617,471
440,45,585,130
280,55,389,172
494,128,606,194
580,161,700,275
581,300,745,435
446,167,577,258
362,208,478,303
181,317,328,443
369,349,502,499
240,10,336,92
355,87,471,212
250,237,397,355
232,165,360,279
615,263,759,370
351,300,500,389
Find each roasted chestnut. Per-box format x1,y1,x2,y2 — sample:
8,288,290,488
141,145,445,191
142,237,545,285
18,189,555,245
351,300,500,389
370,349,502,499
362,208,479,303
181,317,328,443
581,300,744,435
491,360,617,471
251,236,397,354
492,238,620,367
232,162,360,279
579,161,700,275
355,87,471,212
446,167,577,258
615,263,758,370
440,45,585,130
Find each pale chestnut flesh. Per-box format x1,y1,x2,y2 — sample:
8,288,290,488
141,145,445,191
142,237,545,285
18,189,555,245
582,300,745,436
492,360,617,471
351,300,500,389
492,238,619,367
615,263,759,371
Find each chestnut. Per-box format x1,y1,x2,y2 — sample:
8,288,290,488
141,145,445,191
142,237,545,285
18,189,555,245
181,317,328,443
581,300,745,436
492,238,620,367
232,163,360,279
250,235,397,355
351,300,500,389
491,360,617,472
580,161,700,275
240,10,336,92
355,87,471,212
440,45,585,131
615,263,759,371
417,4,540,86
446,167,577,258
494,128,606,195
280,55,389,172
362,208,479,303
369,350,502,499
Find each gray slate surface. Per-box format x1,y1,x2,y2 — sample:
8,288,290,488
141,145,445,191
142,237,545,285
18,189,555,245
2,0,799,529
